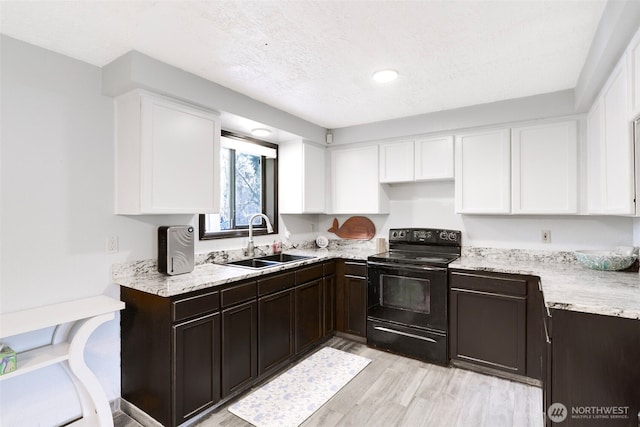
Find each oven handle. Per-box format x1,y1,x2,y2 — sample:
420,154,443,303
373,326,438,343
367,261,447,273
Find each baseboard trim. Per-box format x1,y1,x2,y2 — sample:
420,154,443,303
450,359,542,387
120,399,163,427
335,331,366,344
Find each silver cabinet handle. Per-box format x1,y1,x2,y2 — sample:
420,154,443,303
373,326,437,343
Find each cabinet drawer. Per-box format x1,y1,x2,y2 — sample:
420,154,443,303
172,290,219,323
450,271,526,297
323,261,336,276
296,264,323,284
344,261,366,278
258,272,295,296
221,281,257,307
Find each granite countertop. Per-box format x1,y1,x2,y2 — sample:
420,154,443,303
114,244,640,320
113,247,373,297
451,254,640,320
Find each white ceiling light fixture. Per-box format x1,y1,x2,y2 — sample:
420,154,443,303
372,69,399,83
251,128,271,138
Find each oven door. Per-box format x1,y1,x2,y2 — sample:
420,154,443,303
367,261,448,332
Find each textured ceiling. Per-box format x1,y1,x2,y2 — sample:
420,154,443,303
0,1,606,129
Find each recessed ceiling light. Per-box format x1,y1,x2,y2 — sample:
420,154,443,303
251,128,271,137
372,69,399,83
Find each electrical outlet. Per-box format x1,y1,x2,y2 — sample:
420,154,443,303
107,235,119,253
541,230,551,243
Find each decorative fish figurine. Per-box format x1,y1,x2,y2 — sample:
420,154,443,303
328,216,375,240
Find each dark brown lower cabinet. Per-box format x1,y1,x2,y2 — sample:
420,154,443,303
323,273,336,336
548,309,640,427
449,270,542,382
221,300,257,398
336,261,367,338
295,278,324,353
173,313,220,425
344,275,367,337
258,288,294,375
121,260,343,426
121,287,221,427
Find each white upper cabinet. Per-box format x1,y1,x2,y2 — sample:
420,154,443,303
455,129,511,214
587,58,635,215
379,140,414,183
415,135,454,181
331,145,389,214
378,135,454,183
115,90,220,215
279,140,325,214
511,121,577,214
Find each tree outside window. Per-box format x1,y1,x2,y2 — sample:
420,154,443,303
200,131,277,239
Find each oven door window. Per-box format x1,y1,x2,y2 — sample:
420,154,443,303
380,274,430,314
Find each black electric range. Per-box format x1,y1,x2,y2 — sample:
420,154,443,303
366,228,461,364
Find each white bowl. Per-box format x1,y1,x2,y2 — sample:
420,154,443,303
315,235,329,249
574,250,637,271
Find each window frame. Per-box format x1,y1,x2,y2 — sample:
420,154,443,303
199,130,278,240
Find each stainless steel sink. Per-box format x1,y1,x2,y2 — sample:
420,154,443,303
256,253,314,263
225,253,315,269
226,258,280,269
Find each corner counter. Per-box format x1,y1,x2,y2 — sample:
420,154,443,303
451,252,640,320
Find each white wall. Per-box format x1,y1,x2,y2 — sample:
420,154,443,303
633,218,640,247
0,36,317,425
102,50,327,144
0,34,112,425
331,90,576,145
319,181,634,251
0,35,191,426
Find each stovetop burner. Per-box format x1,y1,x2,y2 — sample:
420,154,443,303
368,250,459,267
367,228,462,267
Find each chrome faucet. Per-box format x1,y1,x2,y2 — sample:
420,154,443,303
247,213,274,257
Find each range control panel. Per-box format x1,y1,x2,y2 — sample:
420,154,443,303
389,228,461,245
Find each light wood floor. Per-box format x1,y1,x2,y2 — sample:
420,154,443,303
195,337,543,427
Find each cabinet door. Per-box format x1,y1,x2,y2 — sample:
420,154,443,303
550,309,640,426
141,95,220,214
511,121,577,214
221,300,257,398
454,129,511,213
344,275,367,337
258,289,294,376
379,140,414,183
331,146,389,214
450,288,526,375
295,279,324,354
601,60,635,215
414,135,454,181
303,143,326,212
173,312,220,426
323,274,336,337
279,141,325,214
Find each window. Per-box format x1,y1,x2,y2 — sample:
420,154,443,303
199,131,278,239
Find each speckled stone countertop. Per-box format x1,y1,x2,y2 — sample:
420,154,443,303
114,244,640,320
113,246,374,297
451,248,640,320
